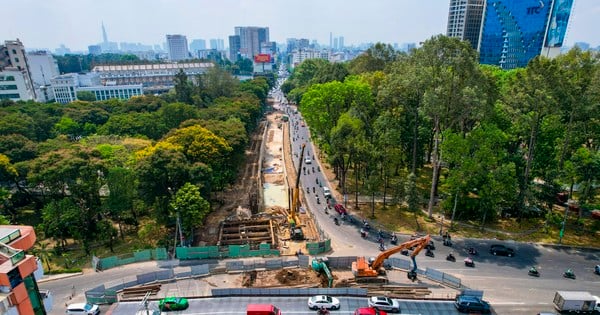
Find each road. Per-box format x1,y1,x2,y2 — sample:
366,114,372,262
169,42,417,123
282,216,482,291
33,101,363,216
110,296,462,315
40,80,599,315
284,101,600,314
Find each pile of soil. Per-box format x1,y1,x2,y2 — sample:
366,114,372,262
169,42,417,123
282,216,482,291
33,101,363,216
241,268,322,288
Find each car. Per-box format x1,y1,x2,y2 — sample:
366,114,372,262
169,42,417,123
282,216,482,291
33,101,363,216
323,187,332,199
334,204,347,215
158,297,189,311
307,295,340,310
454,295,491,313
354,307,388,315
367,296,400,313
66,303,100,315
595,265,600,275
489,244,515,257
305,158,312,164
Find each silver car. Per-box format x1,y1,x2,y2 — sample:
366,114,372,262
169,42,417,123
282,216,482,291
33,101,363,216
368,296,400,313
307,295,340,310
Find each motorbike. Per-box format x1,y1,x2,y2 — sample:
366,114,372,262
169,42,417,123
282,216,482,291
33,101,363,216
528,268,540,277
401,249,409,256
446,254,456,262
306,187,310,193
467,247,478,256
334,217,340,225
563,269,576,279
312,187,315,193
390,235,398,245
443,238,453,247
360,229,368,238
317,308,330,315
425,249,435,257
379,243,385,251
464,257,475,267
316,197,320,204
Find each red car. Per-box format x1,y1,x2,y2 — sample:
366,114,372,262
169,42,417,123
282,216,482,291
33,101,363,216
334,204,347,215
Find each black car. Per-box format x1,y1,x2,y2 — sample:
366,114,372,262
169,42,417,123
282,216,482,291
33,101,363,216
490,244,515,257
455,295,491,314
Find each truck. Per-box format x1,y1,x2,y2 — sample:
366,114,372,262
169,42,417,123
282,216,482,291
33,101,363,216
553,291,598,313
247,304,282,315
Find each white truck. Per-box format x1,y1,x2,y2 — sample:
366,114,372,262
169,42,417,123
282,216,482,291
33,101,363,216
553,291,598,313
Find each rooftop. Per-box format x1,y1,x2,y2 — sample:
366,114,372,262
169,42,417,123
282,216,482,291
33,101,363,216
92,62,213,72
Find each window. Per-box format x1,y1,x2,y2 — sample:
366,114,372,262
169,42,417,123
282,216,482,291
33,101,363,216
0,85,18,90
0,76,15,81
0,93,20,99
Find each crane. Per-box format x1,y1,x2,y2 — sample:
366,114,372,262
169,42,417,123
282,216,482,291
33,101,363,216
351,235,431,283
289,144,306,240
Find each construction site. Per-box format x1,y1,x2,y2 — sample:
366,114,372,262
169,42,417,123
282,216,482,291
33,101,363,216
199,96,320,256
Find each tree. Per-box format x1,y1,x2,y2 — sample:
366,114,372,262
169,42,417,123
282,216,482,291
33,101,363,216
76,91,96,102
169,182,210,242
348,42,398,74
174,69,193,104
405,173,421,231
104,167,137,238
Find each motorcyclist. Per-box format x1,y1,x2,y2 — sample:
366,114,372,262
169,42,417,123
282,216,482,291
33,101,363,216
334,217,339,225
379,243,385,251
447,252,455,260
565,268,574,277
317,306,330,315
468,247,477,255
529,266,538,274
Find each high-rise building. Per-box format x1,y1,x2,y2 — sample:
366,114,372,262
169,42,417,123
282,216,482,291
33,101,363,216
286,38,310,53
233,27,269,59
102,21,108,44
88,45,102,55
209,39,224,51
446,0,574,69
447,0,485,50
27,50,60,102
0,39,36,101
190,39,206,53
166,34,190,61
338,36,344,50
228,35,241,61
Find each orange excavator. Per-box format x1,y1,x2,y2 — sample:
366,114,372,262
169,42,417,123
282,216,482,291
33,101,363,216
351,234,431,283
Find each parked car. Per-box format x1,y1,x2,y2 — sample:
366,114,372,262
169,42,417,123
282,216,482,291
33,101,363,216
490,244,515,257
66,303,100,315
454,295,491,313
367,296,400,313
158,297,189,311
307,295,340,310
354,307,388,315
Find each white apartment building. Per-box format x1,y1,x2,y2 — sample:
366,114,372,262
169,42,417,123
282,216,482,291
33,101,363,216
166,35,189,61
0,69,36,101
290,49,331,68
26,50,60,102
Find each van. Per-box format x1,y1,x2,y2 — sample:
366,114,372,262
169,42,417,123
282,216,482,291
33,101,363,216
323,187,332,199
247,304,282,315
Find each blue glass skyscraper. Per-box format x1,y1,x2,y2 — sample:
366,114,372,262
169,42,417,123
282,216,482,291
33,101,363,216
448,0,574,69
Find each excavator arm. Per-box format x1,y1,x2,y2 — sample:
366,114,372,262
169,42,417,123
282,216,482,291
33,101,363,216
371,235,431,270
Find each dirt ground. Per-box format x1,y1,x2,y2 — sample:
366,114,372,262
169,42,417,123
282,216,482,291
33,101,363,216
239,268,325,288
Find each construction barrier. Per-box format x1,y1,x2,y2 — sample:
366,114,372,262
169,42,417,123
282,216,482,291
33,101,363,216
95,248,168,271
175,244,280,260
305,239,331,255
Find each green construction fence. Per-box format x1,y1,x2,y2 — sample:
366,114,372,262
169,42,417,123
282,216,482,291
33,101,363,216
96,248,168,270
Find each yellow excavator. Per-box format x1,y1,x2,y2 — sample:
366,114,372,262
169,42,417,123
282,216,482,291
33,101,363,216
352,234,431,283
289,144,305,240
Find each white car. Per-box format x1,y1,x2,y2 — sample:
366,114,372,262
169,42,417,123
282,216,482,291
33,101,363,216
307,295,341,310
304,158,312,164
368,296,400,313
66,303,100,315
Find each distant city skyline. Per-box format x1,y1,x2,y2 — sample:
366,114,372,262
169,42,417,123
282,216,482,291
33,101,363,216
2,0,599,52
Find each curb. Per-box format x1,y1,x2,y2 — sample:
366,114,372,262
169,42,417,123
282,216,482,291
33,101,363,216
37,272,83,283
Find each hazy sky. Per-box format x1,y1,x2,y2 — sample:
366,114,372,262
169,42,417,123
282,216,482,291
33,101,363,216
2,0,599,51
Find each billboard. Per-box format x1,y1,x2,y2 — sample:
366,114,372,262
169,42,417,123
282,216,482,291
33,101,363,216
545,0,574,47
254,54,271,63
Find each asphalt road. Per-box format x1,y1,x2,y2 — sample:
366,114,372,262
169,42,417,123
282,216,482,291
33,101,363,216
111,296,464,315
285,103,600,314
40,91,600,315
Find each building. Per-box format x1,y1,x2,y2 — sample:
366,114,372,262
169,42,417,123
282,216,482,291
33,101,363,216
228,35,241,61
189,39,206,54
446,0,574,69
286,38,310,53
91,62,213,93
233,27,269,59
0,225,48,315
446,0,485,50
0,39,36,101
166,35,189,61
290,49,331,68
51,72,143,104
88,45,102,55
209,39,224,51
26,50,60,102
196,49,223,62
